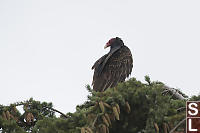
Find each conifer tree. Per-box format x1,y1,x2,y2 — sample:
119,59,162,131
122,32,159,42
0,77,199,133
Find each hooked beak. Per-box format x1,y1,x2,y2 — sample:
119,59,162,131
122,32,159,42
104,43,110,49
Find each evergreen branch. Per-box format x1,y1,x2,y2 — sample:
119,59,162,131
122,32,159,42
0,99,68,119
92,115,98,127
177,107,186,112
162,85,186,100
47,107,69,119
169,118,186,133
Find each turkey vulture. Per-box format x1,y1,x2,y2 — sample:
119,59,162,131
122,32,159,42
92,37,133,92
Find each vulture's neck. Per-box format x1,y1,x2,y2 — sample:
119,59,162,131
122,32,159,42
96,45,122,76
109,45,122,55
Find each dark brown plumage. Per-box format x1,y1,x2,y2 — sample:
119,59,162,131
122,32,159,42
92,37,133,92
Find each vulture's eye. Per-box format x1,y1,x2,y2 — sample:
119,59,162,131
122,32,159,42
109,38,115,43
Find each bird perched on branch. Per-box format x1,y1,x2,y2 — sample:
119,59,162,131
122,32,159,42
92,37,133,92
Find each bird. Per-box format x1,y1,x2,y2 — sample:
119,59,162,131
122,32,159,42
92,37,133,92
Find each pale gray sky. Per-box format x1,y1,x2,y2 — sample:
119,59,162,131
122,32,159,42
0,0,199,113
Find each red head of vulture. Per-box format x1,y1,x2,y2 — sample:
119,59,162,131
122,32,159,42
92,37,133,92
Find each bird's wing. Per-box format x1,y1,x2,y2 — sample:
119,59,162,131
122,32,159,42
92,46,133,91
92,54,108,71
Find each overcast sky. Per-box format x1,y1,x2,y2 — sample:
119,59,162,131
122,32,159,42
0,0,200,113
